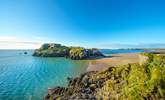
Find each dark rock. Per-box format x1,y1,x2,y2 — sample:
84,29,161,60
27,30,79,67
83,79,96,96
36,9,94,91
89,84,97,91
44,71,99,100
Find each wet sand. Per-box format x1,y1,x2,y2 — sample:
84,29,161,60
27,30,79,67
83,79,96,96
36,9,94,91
87,53,147,71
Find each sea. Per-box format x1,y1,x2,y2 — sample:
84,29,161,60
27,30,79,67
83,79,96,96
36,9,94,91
0,49,147,100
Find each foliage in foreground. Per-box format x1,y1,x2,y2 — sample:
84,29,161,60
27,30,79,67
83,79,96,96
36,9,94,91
95,53,165,99
45,53,165,100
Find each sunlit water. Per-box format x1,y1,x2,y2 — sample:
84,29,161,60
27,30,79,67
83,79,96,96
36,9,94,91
100,49,148,56
0,50,88,100
0,49,147,100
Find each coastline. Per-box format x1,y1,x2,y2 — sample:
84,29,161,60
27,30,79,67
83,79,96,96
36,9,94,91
86,53,148,72
45,53,165,99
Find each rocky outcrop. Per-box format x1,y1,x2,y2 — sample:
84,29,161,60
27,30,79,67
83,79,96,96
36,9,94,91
87,48,104,57
69,47,88,60
33,43,104,60
45,71,106,100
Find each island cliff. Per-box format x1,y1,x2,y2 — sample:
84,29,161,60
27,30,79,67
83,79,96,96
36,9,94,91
33,43,104,60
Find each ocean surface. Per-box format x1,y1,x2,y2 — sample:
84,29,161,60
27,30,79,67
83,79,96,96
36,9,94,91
100,49,148,56
0,50,88,100
0,49,146,100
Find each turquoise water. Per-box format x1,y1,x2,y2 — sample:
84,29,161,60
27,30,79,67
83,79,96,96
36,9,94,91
0,49,147,100
100,49,148,56
0,50,88,100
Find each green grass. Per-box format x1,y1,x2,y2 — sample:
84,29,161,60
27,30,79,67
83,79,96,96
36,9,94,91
95,53,165,99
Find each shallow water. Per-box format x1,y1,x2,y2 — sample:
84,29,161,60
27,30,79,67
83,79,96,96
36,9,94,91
0,50,88,100
0,49,146,100
100,49,148,56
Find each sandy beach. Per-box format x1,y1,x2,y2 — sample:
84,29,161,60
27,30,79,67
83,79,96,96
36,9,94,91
87,53,147,71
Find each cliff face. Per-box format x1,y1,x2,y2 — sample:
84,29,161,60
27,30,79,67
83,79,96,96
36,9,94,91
33,43,104,60
68,47,88,60
45,53,165,100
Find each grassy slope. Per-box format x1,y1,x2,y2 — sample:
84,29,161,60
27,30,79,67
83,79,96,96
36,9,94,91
94,53,165,99
46,53,165,100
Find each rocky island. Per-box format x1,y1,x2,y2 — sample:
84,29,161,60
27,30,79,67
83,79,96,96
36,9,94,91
33,43,104,60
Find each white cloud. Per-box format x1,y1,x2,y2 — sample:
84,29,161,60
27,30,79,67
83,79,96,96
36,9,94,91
0,42,41,49
0,36,42,49
0,36,18,41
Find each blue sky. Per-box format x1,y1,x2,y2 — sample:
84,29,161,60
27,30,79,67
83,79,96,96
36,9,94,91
0,0,165,49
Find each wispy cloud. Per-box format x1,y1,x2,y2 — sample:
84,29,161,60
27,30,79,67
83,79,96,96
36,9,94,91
0,36,43,49
0,36,18,41
0,41,41,45
0,36,51,44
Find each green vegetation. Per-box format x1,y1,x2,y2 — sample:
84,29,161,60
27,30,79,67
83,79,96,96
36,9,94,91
33,43,104,60
33,43,69,57
95,53,165,99
69,47,87,60
45,53,165,99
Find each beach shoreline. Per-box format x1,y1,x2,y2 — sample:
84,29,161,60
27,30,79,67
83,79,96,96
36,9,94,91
86,53,148,72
